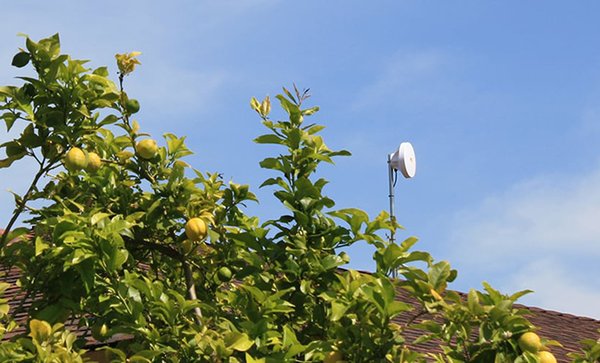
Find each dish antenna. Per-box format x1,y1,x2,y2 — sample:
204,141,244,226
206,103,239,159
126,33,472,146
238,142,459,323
387,142,416,278
390,142,416,179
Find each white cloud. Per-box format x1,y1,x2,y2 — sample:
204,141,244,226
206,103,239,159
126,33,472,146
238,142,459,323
128,65,228,118
447,167,600,318
508,258,600,319
352,50,450,110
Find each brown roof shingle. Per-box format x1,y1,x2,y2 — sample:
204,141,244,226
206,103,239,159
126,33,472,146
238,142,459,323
1,253,598,362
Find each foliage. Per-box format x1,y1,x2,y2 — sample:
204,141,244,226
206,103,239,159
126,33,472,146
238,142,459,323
0,319,86,362
569,329,600,363
0,34,586,362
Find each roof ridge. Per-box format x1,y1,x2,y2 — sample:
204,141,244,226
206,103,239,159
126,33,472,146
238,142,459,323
521,304,600,323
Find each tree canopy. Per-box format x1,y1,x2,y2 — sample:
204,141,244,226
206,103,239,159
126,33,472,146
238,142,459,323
0,34,597,363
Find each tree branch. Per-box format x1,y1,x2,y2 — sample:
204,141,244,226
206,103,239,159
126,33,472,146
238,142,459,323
184,261,203,325
1,163,50,249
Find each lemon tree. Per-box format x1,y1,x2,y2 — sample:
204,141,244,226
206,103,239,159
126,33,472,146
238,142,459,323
1,34,593,363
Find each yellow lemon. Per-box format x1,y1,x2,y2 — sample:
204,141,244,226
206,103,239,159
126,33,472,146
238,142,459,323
64,147,88,171
518,332,541,353
185,218,207,241
537,351,557,363
135,139,158,160
86,152,102,172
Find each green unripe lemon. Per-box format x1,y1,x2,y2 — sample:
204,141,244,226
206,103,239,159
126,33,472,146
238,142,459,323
64,147,88,171
125,99,140,114
518,332,541,353
5,142,25,157
323,351,343,363
135,139,158,160
537,351,557,363
86,152,102,172
181,240,194,254
218,266,232,282
11,52,30,68
42,141,61,159
92,323,110,341
185,217,207,241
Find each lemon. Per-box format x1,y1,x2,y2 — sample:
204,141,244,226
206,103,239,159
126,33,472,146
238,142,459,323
218,266,232,282
92,323,110,341
125,98,140,114
518,332,541,353
135,139,158,160
185,218,207,241
86,152,102,172
64,147,88,171
181,240,194,254
537,351,557,363
323,351,343,363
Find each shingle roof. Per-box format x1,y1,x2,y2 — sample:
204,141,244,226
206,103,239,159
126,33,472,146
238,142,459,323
1,264,131,348
3,265,599,362
1,229,598,361
525,305,600,360
390,286,600,362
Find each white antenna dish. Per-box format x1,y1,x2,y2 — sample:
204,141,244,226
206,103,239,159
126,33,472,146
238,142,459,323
389,142,416,178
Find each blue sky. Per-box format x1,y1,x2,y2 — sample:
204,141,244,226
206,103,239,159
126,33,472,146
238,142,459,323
2,1,600,318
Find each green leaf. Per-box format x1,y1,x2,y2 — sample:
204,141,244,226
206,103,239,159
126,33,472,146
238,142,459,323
259,157,282,170
276,94,299,115
306,124,325,134
128,356,152,363
2,227,30,244
302,106,319,116
468,289,481,314
0,86,16,97
0,302,9,316
250,96,261,111
93,66,109,76
225,331,254,352
282,87,297,104
108,249,129,271
241,285,266,302
39,33,61,58
245,353,266,363
29,319,52,343
35,236,49,256
254,134,284,145
2,113,18,132
383,243,403,269
331,300,349,321
400,236,419,250
0,155,25,169
91,212,110,226
282,325,301,347
99,114,119,126
259,177,282,188
482,281,503,304
287,128,302,148
387,300,411,316
330,150,352,157
509,289,533,302
428,261,452,290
